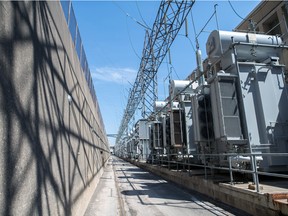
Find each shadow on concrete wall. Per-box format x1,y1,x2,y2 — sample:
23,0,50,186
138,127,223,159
0,1,109,215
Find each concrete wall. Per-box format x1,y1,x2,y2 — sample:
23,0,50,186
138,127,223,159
0,1,109,215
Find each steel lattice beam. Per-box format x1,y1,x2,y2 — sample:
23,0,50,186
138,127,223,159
116,0,195,146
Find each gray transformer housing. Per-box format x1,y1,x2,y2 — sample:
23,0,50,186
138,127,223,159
206,30,288,170
181,96,196,154
150,121,163,150
136,119,150,160
169,80,197,154
238,63,288,169
169,106,183,148
191,85,212,143
209,73,243,141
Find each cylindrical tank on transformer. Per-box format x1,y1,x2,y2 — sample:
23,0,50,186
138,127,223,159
155,101,168,112
170,80,194,98
206,30,283,62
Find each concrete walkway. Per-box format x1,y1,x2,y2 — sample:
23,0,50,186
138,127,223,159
86,156,288,216
84,157,122,216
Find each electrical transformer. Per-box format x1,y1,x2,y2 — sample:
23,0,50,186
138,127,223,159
191,85,213,143
205,30,288,170
135,119,150,160
209,73,247,150
155,101,169,151
150,121,163,150
168,101,182,149
170,80,197,155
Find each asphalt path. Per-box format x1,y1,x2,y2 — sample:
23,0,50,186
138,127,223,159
85,156,250,216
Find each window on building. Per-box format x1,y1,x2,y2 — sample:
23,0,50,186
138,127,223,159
282,5,288,34
263,12,282,35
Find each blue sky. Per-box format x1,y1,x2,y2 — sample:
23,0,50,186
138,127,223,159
72,0,260,146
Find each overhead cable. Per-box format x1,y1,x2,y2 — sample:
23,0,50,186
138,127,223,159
126,16,141,60
228,0,246,20
113,1,151,30
135,1,150,30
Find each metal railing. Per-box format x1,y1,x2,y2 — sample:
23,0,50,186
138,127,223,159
60,0,105,129
130,152,288,193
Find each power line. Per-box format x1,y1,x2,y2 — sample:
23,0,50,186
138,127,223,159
190,11,197,41
113,1,150,30
228,0,246,21
179,33,196,52
126,16,141,60
135,1,150,30
196,9,216,40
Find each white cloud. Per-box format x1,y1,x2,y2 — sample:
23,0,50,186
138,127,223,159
91,67,137,84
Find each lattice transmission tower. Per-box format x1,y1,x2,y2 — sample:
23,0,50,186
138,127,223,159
115,0,196,148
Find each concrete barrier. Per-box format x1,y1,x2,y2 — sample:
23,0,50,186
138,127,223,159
0,1,109,215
